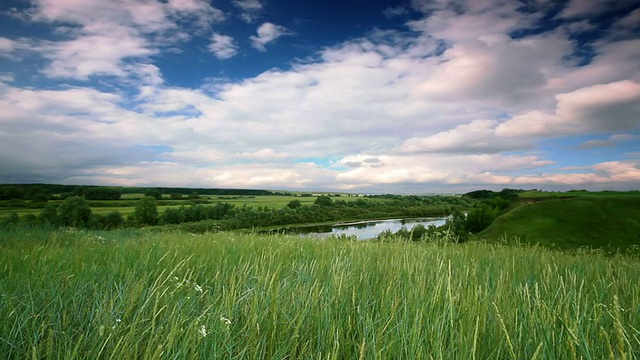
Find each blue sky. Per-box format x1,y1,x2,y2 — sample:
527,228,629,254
0,0,639,193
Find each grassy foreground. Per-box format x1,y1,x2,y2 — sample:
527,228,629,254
1,229,639,359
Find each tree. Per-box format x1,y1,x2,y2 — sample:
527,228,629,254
39,203,60,225
31,193,49,203
58,196,92,227
103,211,124,229
287,199,302,209
84,187,122,200
465,204,499,233
314,195,334,207
144,189,163,200
134,196,158,225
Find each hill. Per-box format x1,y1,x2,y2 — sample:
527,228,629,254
479,194,640,252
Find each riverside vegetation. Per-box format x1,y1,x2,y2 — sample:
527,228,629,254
1,185,639,358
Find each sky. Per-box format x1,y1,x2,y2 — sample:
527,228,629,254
0,0,639,194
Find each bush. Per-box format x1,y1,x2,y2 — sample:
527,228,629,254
58,196,92,227
134,196,158,225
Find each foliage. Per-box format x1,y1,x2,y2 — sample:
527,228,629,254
102,211,125,229
287,199,302,209
83,187,122,200
58,196,92,227
133,196,158,225
144,189,163,200
314,195,334,207
39,203,60,225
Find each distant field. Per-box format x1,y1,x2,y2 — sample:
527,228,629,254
481,195,640,252
1,229,638,358
518,190,640,200
0,195,371,219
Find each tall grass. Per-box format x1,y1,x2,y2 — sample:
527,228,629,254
1,228,639,359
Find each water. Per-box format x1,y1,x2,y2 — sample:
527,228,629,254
281,217,450,240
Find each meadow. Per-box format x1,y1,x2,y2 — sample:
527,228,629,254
0,194,369,219
1,228,638,359
480,194,640,252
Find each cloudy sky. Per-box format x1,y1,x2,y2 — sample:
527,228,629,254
0,0,639,193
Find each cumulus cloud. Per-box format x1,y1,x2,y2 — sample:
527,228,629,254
250,22,292,51
208,33,238,60
1,0,639,191
23,0,224,80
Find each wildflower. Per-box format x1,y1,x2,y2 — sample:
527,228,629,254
198,325,208,337
220,316,231,326
194,284,203,293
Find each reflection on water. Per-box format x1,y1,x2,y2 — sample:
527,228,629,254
278,217,450,240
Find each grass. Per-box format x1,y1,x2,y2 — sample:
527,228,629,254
0,195,371,219
1,228,639,358
480,196,640,252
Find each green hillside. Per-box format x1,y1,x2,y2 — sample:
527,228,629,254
480,195,640,252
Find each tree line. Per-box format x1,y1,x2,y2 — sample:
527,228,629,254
1,194,474,232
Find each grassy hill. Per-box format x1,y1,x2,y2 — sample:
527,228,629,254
479,194,640,252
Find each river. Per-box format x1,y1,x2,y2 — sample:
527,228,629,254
279,217,451,240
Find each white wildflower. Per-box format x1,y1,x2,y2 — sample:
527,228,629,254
220,316,231,326
198,324,208,337
194,284,203,293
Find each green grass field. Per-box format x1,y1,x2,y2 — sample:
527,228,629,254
1,228,638,358
480,195,640,252
0,195,369,219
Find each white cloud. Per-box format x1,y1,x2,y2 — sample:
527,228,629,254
578,134,637,149
496,81,640,137
23,0,225,80
0,37,16,54
233,0,263,23
40,28,156,80
555,80,640,132
401,120,531,154
334,153,554,188
250,22,292,51
208,33,238,60
1,0,639,191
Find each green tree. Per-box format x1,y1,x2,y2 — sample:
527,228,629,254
134,196,158,225
465,204,499,233
314,195,334,207
287,199,302,209
31,193,49,203
103,211,124,229
39,203,60,225
170,193,184,200
144,189,163,200
58,196,92,227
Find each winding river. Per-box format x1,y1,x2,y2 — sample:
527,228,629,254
282,217,450,240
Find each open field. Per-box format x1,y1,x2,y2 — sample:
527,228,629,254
481,195,640,252
1,228,638,358
0,195,372,219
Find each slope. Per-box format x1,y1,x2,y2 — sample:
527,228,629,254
479,195,640,252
